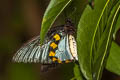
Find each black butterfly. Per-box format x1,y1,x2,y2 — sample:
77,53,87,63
13,19,78,65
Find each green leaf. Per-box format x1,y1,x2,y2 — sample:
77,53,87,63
64,0,87,26
77,0,120,80
113,14,120,40
77,5,93,80
93,3,120,80
72,64,84,80
77,0,107,79
40,0,72,44
106,42,120,75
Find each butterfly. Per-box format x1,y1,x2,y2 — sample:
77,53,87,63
12,19,78,65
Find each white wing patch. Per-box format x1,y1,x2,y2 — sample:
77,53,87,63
68,35,78,60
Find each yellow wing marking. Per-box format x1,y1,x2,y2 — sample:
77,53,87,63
50,42,57,49
52,57,57,61
65,60,71,63
53,34,60,41
52,57,62,63
57,59,62,63
49,51,55,56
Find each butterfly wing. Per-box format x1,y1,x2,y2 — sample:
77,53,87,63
68,35,78,60
13,36,52,64
55,34,77,62
13,33,78,64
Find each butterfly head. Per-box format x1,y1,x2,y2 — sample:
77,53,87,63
64,19,75,35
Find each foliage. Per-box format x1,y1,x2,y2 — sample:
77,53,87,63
77,0,120,80
40,0,120,80
106,42,120,75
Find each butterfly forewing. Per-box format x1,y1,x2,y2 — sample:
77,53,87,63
13,36,52,64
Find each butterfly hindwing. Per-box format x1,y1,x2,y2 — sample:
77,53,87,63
55,34,73,62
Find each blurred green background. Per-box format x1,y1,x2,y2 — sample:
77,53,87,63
0,0,120,80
